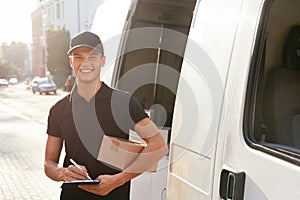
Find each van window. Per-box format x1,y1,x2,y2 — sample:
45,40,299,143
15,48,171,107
245,0,300,165
114,0,197,127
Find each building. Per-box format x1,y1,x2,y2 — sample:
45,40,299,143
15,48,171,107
31,6,46,77
31,0,103,77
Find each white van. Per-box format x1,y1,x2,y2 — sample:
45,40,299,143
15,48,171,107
92,0,300,199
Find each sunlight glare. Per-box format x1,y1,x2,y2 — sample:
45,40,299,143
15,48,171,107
0,1,37,44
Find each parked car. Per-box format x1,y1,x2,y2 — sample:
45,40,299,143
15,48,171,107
32,77,57,95
8,78,18,85
0,79,9,87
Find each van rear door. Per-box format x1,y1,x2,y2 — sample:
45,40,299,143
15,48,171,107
91,0,133,86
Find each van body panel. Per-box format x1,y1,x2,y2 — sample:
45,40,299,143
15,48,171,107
170,144,212,193
212,0,300,199
210,0,266,198
167,174,209,200
167,0,244,198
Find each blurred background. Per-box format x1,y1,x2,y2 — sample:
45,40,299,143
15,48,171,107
0,0,104,89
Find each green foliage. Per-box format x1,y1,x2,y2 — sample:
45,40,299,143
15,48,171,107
0,57,8,78
46,29,71,87
0,42,28,79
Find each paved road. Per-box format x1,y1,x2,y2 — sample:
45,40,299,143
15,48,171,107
0,84,67,199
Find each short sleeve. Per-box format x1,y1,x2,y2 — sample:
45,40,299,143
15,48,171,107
129,95,148,124
47,106,61,137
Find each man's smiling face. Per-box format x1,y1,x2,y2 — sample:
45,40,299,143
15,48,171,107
69,47,105,83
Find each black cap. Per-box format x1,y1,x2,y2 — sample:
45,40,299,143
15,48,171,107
67,31,104,55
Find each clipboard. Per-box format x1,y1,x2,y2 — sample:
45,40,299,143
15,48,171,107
61,180,100,188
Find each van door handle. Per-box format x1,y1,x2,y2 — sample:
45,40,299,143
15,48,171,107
219,169,245,200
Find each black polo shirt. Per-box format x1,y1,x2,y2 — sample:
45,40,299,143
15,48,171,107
47,82,148,200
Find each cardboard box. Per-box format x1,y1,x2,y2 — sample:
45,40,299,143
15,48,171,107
97,135,157,172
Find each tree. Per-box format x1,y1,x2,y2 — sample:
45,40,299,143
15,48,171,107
1,42,28,79
46,28,71,87
0,57,8,78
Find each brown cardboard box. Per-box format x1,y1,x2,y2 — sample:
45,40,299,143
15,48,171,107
97,135,157,172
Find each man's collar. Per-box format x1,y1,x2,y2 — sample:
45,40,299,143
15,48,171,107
69,82,109,102
69,84,81,103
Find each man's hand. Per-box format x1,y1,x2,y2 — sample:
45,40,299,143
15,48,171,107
78,174,125,196
61,164,90,182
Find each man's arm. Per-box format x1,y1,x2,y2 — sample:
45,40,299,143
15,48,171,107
79,117,168,196
44,135,89,182
122,117,169,174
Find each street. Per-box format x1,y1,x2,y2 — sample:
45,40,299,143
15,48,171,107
0,84,68,199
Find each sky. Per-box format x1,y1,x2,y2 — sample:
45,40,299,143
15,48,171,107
0,1,38,44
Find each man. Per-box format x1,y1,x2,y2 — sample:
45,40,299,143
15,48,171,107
44,31,168,199
64,75,73,92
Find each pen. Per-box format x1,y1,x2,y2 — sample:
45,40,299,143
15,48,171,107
70,158,92,180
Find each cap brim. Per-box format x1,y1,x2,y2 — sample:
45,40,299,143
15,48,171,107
67,44,103,55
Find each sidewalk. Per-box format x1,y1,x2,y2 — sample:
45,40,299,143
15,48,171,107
0,96,62,199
